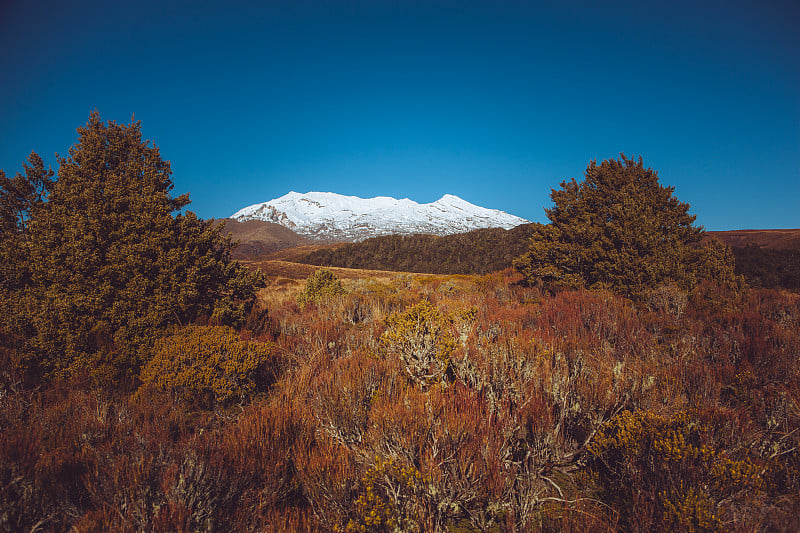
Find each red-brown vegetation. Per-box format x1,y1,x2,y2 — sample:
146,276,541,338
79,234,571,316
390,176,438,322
710,229,800,250
1,264,799,531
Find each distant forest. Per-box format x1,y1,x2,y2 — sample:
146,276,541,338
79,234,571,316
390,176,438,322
732,245,800,291
300,225,800,290
299,223,540,275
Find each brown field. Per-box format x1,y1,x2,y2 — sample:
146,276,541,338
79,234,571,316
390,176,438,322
246,259,443,281
4,258,800,531
245,259,453,306
711,228,800,249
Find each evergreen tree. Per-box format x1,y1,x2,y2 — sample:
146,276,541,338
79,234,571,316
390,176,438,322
0,152,54,289
16,112,263,383
514,154,739,298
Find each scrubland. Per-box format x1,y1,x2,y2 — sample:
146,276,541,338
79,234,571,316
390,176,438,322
2,264,798,532
5,119,795,531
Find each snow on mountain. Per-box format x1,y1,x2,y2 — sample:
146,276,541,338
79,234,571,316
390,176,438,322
231,191,529,242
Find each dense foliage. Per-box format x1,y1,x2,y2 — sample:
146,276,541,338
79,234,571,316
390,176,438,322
587,409,763,531
0,112,263,384
732,245,800,290
300,224,538,275
298,268,346,307
514,155,740,298
0,152,53,296
140,325,278,408
3,267,798,531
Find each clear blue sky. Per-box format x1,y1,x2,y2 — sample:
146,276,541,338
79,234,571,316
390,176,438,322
1,0,797,230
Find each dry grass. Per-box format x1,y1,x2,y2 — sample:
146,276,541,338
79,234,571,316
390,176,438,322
710,228,800,250
248,259,445,281
3,263,798,532
249,259,453,306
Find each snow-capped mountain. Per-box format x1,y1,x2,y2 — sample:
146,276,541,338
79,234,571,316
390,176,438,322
231,191,529,242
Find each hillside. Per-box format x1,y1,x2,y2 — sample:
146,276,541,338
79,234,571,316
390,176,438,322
298,223,540,274
710,228,800,249
297,224,800,290
711,230,800,290
219,218,310,260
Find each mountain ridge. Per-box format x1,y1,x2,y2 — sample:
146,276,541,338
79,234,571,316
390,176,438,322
231,191,529,243
296,226,799,289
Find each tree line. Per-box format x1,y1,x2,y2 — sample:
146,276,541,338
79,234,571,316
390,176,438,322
299,223,540,275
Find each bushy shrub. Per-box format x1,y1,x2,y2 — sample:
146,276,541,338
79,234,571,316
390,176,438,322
2,113,263,386
298,269,346,307
382,300,457,388
339,458,424,533
514,155,741,300
139,325,277,408
0,385,214,532
586,409,763,531
643,283,688,317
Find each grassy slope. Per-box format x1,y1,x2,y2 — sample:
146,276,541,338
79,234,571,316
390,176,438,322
710,228,800,250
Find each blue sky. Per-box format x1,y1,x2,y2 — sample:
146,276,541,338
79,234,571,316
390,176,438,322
1,0,797,230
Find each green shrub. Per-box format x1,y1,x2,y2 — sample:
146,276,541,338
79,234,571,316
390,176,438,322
514,155,741,300
298,269,346,307
139,325,277,408
586,410,763,531
6,113,263,385
339,458,424,533
382,301,456,388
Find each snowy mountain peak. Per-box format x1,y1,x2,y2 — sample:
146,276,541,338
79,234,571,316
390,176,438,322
231,192,529,243
437,193,466,203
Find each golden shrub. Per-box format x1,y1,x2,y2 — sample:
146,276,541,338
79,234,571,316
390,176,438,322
140,325,277,408
587,409,763,531
298,269,345,307
381,300,457,388
339,458,424,533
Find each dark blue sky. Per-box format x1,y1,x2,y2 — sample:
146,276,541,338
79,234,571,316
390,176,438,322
1,0,797,230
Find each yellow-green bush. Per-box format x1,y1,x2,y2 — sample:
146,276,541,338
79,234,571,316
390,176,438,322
139,325,277,408
339,458,424,533
586,410,763,531
298,269,346,307
382,300,457,388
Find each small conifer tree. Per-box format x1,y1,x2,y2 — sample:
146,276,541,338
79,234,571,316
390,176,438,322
514,154,739,299
13,111,263,383
0,153,53,307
